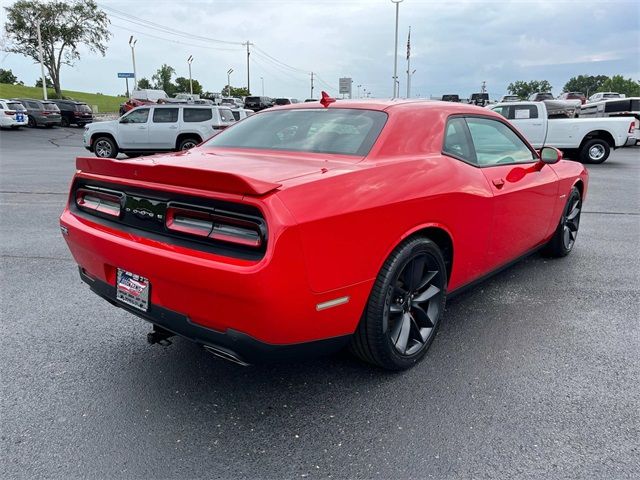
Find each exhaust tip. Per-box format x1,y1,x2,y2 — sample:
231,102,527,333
203,344,250,366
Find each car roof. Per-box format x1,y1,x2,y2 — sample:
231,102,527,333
275,98,497,115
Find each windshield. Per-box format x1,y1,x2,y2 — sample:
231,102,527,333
204,108,387,156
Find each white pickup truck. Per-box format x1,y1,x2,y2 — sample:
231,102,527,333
489,101,636,163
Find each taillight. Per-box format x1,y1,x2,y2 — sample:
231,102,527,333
629,122,635,134
42,111,51,115
4,110,16,116
166,205,262,247
76,188,123,218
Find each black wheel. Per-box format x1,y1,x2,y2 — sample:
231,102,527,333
60,117,69,127
580,138,610,164
93,136,118,158
350,237,447,370
178,137,199,150
27,117,36,128
543,187,582,257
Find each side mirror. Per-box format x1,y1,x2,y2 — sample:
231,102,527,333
540,146,562,164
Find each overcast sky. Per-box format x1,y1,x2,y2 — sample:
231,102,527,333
1,0,639,99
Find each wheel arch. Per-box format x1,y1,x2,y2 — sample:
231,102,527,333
580,130,615,149
395,223,454,285
573,179,585,198
90,132,117,150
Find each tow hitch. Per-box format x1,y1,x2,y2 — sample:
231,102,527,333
147,325,174,346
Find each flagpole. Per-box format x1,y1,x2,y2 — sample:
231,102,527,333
406,26,411,98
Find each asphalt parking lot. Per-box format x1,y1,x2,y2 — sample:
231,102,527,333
1,126,638,479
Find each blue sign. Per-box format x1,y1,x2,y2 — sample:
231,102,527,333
117,72,135,79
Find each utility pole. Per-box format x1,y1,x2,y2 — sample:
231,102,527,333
357,84,361,98
260,76,264,96
129,36,138,90
187,55,193,95
242,41,253,94
310,72,314,99
35,20,47,100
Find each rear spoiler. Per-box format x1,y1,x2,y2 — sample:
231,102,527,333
75,157,282,196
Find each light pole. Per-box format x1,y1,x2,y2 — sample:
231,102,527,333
187,55,193,95
357,84,362,98
129,36,138,90
260,76,264,96
391,0,404,98
35,20,47,100
407,69,415,98
227,68,233,97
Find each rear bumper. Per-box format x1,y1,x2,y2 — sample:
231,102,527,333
624,136,637,147
79,268,350,363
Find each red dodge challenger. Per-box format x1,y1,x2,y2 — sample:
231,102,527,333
60,96,588,370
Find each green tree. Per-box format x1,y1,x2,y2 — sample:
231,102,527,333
152,64,176,96
3,0,110,96
507,80,553,99
563,75,609,96
174,76,203,95
221,85,249,97
597,75,640,97
35,76,53,88
0,68,18,84
136,77,152,89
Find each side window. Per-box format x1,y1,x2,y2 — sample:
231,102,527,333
152,108,178,123
443,117,475,163
219,109,235,122
512,105,538,119
466,117,535,166
123,108,149,124
183,108,212,123
491,106,510,119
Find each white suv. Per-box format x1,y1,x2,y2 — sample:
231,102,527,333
84,104,235,158
0,98,28,129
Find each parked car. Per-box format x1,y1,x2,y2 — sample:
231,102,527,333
83,105,235,158
229,108,254,121
220,97,244,109
304,98,318,103
527,92,555,102
61,99,588,370
51,99,93,127
587,92,625,103
131,89,169,102
0,98,28,129
490,101,636,163
499,95,521,103
244,96,273,111
469,93,489,106
441,94,460,102
16,98,61,127
558,92,586,105
580,97,640,144
273,97,300,106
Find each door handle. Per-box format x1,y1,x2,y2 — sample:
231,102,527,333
169,125,178,129
492,178,505,189
137,126,146,129
532,123,543,126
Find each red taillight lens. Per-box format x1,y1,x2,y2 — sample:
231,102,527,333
629,122,635,134
166,205,262,247
4,110,16,116
76,188,122,217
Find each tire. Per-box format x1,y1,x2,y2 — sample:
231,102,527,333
580,138,610,164
543,187,582,258
123,152,142,158
93,136,118,158
27,117,36,128
350,237,447,371
178,137,200,151
60,117,69,127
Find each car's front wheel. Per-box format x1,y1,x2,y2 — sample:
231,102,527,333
93,136,118,158
543,186,582,257
350,237,447,370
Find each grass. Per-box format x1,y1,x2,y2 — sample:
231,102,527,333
0,83,126,113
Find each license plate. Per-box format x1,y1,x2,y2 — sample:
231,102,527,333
16,113,24,122
116,269,150,312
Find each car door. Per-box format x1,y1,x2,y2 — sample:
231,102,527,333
147,107,179,149
465,116,559,270
117,108,150,149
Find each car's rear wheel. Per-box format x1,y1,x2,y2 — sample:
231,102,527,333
580,138,610,164
27,117,36,127
543,186,582,257
178,137,200,150
350,237,447,370
94,136,118,158
60,117,69,127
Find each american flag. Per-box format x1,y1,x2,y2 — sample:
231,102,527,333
406,26,411,60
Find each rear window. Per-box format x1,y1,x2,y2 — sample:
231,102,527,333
219,109,235,122
274,98,291,105
204,109,387,156
7,102,25,111
43,103,59,111
77,104,92,113
245,97,261,103
183,108,212,122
